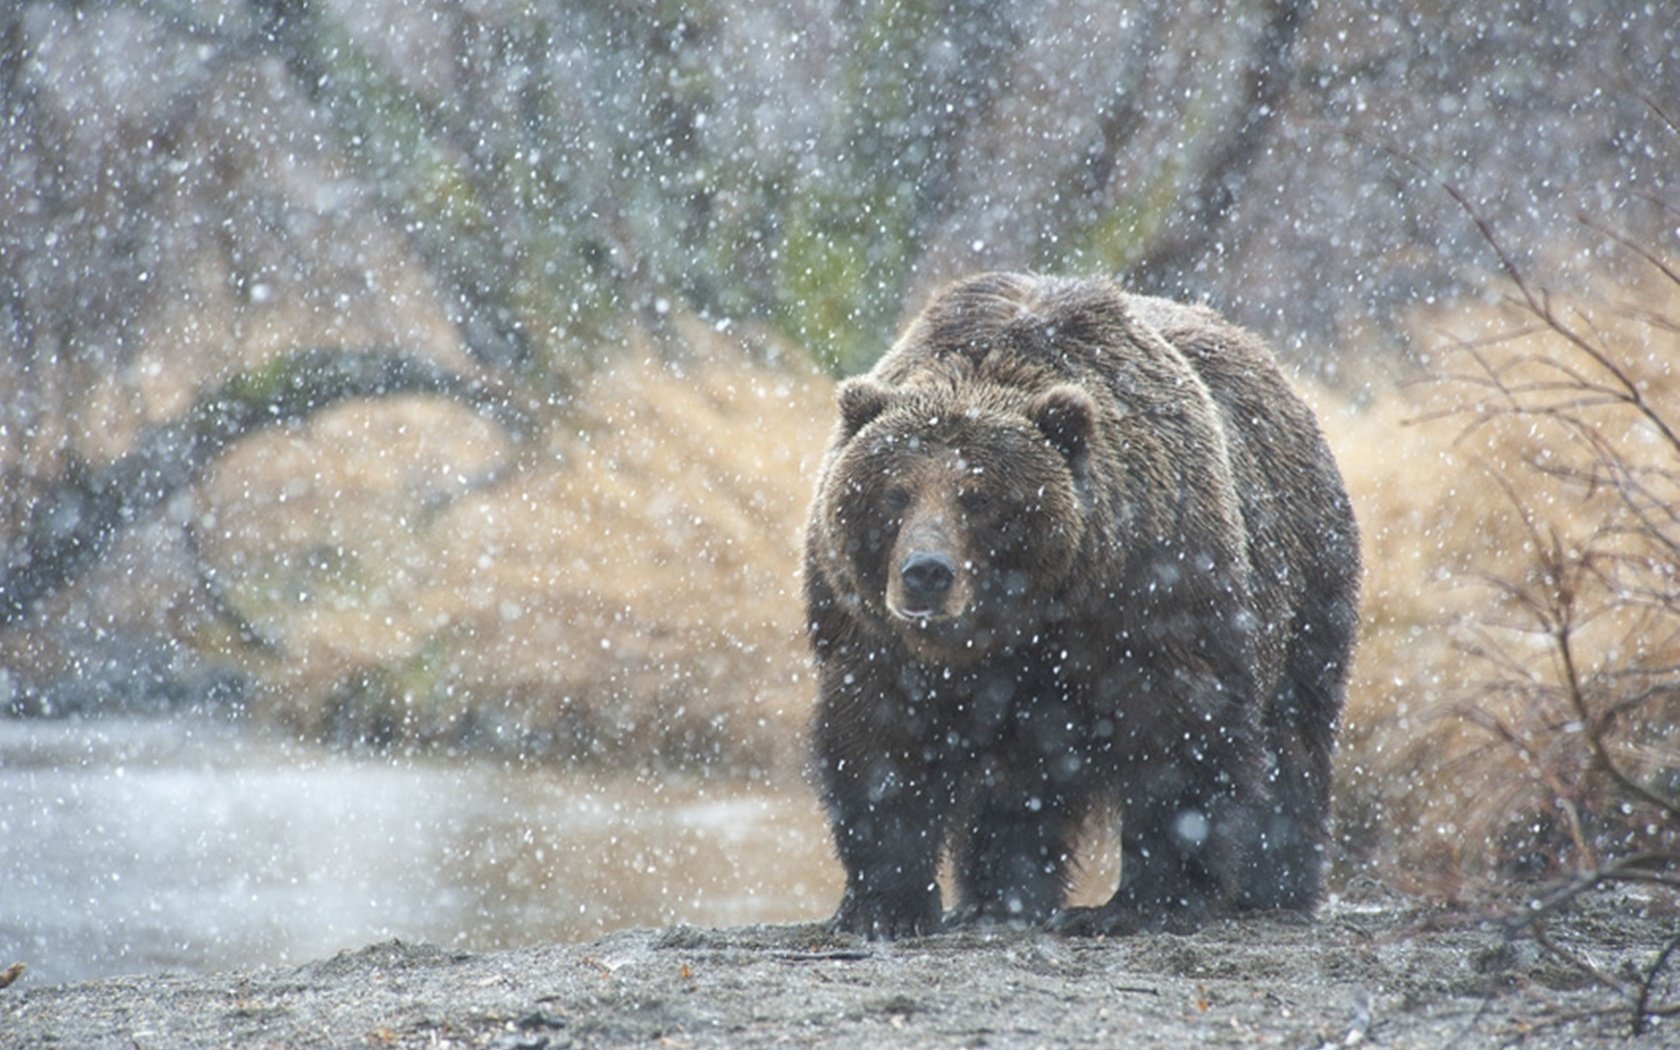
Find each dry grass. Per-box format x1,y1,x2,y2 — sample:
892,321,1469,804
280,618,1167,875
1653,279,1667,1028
164,266,1679,890
197,322,833,775
1323,266,1680,890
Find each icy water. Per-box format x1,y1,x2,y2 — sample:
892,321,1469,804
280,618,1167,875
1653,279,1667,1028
0,718,841,985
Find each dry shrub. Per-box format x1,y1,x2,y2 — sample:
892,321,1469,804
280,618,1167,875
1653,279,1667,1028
200,321,835,775
1324,262,1680,890
189,253,1679,890
1308,380,1497,876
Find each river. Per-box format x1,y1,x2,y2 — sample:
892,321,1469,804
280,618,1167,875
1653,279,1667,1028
0,717,841,985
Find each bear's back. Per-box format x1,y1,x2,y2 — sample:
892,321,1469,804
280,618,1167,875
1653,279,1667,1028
1124,291,1360,693
875,274,1202,403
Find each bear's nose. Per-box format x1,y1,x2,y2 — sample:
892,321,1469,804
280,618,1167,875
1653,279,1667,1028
899,551,956,602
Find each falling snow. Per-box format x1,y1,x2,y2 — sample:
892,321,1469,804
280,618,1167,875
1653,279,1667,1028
1,2,1678,1041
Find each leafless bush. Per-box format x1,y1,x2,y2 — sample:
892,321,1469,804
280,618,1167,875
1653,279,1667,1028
1428,173,1680,1033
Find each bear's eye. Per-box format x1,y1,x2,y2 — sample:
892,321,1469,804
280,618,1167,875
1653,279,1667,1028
882,487,911,515
958,490,992,515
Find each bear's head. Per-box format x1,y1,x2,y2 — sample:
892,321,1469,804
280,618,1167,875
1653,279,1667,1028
817,376,1097,663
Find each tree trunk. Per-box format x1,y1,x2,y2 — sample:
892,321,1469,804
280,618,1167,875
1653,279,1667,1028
0,349,530,628
1124,0,1308,294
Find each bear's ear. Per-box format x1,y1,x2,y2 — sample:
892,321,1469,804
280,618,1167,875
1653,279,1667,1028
1028,384,1096,465
837,377,893,437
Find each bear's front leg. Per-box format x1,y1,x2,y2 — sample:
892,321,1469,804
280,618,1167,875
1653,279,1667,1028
810,641,950,939
1053,776,1244,936
1054,736,1258,938
950,781,1085,927
822,754,946,938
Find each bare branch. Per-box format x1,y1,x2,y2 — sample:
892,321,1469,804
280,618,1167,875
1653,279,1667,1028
1635,933,1680,1036
1124,0,1308,289
0,349,533,628
1577,213,1680,290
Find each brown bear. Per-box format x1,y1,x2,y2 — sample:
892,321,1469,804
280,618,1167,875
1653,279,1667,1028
804,273,1360,938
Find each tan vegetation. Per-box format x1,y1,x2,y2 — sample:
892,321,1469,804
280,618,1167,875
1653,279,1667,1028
199,323,832,775
1327,264,1680,890
48,267,1676,891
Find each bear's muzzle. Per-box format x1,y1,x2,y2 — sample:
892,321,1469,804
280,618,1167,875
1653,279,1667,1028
896,550,956,617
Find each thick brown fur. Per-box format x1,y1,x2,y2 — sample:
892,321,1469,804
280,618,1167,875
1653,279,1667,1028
805,273,1360,938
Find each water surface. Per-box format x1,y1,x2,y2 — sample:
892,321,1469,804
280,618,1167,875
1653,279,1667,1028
0,718,840,984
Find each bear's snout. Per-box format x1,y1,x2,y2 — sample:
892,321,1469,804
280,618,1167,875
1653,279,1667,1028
898,550,956,612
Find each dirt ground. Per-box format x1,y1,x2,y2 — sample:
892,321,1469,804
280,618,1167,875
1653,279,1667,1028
4,879,1676,1049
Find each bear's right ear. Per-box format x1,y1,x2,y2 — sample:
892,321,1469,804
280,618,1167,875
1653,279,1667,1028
836,377,893,438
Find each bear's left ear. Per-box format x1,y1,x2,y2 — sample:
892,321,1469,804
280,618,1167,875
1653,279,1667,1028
1028,384,1096,466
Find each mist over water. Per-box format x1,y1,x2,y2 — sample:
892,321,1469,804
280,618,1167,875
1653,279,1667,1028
0,718,840,985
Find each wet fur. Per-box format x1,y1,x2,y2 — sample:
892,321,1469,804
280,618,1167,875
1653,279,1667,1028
805,273,1360,938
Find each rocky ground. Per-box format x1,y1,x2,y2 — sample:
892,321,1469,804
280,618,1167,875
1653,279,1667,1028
4,880,1676,1049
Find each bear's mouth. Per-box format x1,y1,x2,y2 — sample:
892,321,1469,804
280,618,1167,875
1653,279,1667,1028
890,604,944,625
888,603,992,663
890,604,974,642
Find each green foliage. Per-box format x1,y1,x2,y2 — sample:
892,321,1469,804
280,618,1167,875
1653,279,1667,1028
250,1,1279,378
775,183,915,375
261,2,631,382
1051,164,1185,275
771,0,943,373
240,1,1315,379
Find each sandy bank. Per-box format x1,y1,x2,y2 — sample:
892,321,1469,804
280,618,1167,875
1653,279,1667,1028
4,883,1672,1048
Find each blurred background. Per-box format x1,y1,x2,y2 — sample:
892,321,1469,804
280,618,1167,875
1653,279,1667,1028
2,0,1677,984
